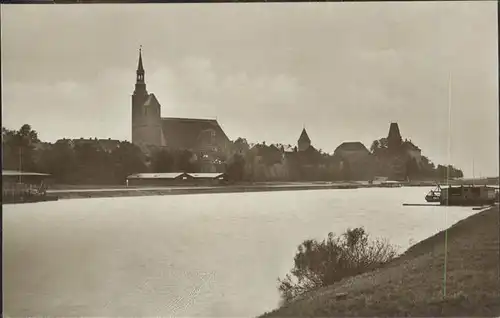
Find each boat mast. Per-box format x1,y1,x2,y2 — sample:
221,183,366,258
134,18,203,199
19,147,22,183
446,72,452,189
472,158,475,186
443,71,452,299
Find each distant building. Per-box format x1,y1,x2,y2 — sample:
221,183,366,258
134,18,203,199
126,172,228,186
387,122,403,150
334,142,374,180
386,122,422,161
283,128,325,180
131,47,231,155
297,128,311,152
54,138,121,153
384,122,423,180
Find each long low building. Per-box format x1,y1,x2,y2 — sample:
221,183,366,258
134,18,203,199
2,170,52,184
126,172,228,186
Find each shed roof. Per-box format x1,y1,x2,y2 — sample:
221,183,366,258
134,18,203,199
127,172,187,179
2,170,50,177
188,172,226,179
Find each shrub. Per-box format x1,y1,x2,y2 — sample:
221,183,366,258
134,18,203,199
278,227,397,304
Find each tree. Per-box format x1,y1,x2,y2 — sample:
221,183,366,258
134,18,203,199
37,141,77,184
151,149,175,173
278,227,397,304
226,153,245,181
73,142,112,184
233,137,250,153
176,149,200,173
370,140,380,153
1,124,40,171
405,157,420,180
110,142,147,182
370,138,388,153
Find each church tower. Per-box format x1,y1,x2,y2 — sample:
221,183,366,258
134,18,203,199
297,127,311,151
387,122,403,150
131,46,162,147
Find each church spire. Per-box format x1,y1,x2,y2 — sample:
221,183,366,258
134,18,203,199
298,127,311,151
137,45,144,73
134,45,147,96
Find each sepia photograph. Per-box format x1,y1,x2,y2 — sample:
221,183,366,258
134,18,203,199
2,1,499,317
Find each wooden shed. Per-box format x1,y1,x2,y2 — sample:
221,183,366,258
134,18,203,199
126,172,192,186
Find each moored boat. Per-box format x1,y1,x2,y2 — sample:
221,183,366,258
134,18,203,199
425,185,442,203
439,185,497,206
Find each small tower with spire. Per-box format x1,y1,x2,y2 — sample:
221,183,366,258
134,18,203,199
387,122,403,150
297,127,311,152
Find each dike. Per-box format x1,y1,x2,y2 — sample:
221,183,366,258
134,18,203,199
260,206,500,317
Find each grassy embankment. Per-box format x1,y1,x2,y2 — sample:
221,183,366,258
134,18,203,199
260,206,500,317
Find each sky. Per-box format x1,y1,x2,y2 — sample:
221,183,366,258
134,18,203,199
2,2,498,177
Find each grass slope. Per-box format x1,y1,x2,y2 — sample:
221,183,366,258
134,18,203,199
261,207,500,317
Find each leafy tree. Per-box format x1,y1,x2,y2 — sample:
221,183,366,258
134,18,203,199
2,124,40,171
435,164,464,180
176,149,200,173
73,142,111,184
233,137,250,153
226,153,245,181
278,227,397,304
405,157,420,180
150,149,175,173
37,141,77,184
111,142,147,182
370,138,388,153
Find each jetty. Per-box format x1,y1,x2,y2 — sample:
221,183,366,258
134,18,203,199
2,170,58,204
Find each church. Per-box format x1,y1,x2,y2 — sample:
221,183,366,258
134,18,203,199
131,48,231,154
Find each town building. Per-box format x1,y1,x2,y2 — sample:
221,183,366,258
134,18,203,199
126,172,228,186
131,47,231,158
333,141,374,180
284,128,325,181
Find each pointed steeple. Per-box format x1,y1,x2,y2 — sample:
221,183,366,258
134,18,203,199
298,127,311,151
137,45,144,73
134,45,147,96
299,127,311,143
387,122,402,149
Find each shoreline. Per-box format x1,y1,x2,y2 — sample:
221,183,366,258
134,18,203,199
49,183,363,200
260,206,500,317
46,182,433,200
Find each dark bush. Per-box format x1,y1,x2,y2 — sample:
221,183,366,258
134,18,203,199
278,227,397,304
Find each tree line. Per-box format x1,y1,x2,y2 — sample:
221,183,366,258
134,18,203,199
2,125,208,185
2,124,464,185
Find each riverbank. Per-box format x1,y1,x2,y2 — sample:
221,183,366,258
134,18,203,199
48,182,364,200
259,206,500,317
46,181,440,200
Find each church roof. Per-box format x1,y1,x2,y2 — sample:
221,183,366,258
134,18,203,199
161,117,230,150
298,128,311,143
402,140,420,151
143,94,159,107
335,142,369,153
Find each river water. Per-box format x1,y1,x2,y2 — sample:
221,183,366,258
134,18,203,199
3,187,476,317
